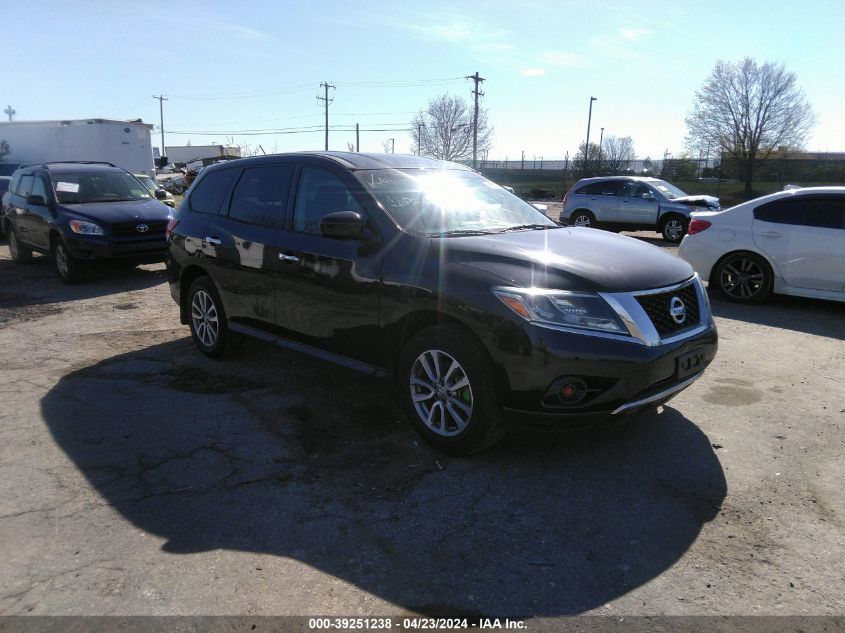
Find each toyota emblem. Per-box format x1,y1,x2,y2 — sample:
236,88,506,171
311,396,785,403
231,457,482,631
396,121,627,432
136,223,149,233
669,296,686,324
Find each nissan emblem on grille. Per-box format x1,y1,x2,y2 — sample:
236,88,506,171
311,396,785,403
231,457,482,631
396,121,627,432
669,296,686,324
136,224,149,233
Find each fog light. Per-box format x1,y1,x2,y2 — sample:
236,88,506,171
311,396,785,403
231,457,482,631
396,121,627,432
549,377,588,405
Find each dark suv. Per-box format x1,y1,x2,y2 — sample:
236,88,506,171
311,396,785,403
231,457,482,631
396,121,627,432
167,152,718,454
2,162,172,283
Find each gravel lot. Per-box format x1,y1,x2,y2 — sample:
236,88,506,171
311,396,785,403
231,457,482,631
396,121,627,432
0,226,843,620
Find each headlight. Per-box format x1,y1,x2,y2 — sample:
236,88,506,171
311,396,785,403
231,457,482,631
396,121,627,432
493,287,629,334
69,220,104,236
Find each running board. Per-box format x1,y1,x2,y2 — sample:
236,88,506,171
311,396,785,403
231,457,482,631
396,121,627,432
228,322,390,378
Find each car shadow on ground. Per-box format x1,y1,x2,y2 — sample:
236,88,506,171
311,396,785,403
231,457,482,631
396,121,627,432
41,336,727,617
0,253,166,309
709,293,845,340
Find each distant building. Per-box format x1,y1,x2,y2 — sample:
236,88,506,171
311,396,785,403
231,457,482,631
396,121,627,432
158,144,241,167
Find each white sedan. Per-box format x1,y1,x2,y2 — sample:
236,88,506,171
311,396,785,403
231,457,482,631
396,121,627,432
679,187,845,303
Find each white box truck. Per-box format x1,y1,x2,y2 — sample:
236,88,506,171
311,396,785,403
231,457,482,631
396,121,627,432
0,119,156,176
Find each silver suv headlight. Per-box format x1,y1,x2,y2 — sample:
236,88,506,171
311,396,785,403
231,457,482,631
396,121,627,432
492,287,628,334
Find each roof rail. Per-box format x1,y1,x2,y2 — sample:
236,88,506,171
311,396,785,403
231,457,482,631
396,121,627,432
16,160,118,170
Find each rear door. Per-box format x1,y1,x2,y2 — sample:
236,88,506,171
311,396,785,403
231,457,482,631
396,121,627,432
752,194,845,291
582,181,620,222
192,164,295,326
10,174,35,243
618,180,659,225
273,164,382,365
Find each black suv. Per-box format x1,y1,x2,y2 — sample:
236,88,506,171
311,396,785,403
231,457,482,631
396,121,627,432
2,162,172,282
167,153,718,454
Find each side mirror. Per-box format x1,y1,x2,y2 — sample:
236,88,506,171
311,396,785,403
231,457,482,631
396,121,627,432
26,194,47,206
154,188,168,200
642,192,656,201
320,211,363,239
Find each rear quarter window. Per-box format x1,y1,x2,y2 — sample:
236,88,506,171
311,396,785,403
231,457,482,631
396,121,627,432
189,168,239,215
577,181,619,196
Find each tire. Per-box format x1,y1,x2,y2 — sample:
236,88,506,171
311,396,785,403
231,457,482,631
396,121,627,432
398,325,507,455
712,251,774,303
570,210,595,228
53,239,83,284
7,226,33,263
186,276,230,358
660,215,688,243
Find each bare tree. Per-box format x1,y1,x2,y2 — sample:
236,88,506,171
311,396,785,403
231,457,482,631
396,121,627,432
411,94,492,161
685,58,815,195
572,142,601,176
602,136,635,174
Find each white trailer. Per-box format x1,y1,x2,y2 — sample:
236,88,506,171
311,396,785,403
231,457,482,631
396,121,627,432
0,119,156,176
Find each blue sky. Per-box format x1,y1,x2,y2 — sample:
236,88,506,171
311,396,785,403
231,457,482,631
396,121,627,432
4,0,844,160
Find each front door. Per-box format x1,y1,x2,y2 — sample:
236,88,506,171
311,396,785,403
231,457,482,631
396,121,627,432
274,165,382,366
752,194,845,292
618,181,659,225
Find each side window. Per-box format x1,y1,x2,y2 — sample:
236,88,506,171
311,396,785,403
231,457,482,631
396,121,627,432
620,182,651,198
227,165,294,228
189,169,238,215
293,167,363,234
18,176,34,198
31,177,48,200
9,173,21,195
580,181,619,196
755,196,845,229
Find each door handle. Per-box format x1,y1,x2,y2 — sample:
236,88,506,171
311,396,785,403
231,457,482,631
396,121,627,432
278,253,300,263
203,236,222,246
759,231,781,238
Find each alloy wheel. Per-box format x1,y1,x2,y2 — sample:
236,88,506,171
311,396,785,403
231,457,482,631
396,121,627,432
191,290,219,348
664,219,685,241
720,257,766,300
55,244,69,278
9,231,19,259
573,214,592,227
410,349,474,437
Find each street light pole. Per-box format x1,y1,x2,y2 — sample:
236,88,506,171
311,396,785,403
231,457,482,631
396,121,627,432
584,96,597,177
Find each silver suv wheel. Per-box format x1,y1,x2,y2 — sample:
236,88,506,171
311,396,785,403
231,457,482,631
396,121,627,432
410,349,474,437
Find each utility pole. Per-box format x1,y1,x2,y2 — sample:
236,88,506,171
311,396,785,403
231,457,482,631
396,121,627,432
317,82,335,151
417,122,424,156
584,96,597,177
389,138,395,154
152,95,168,166
4,105,15,121
521,150,525,170
466,71,485,170
598,127,604,173
355,123,359,152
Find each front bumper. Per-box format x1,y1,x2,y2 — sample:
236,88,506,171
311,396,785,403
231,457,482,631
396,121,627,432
490,276,718,428
65,234,167,263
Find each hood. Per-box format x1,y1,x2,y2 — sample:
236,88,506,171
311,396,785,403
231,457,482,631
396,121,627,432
441,227,693,293
671,194,720,209
60,198,172,223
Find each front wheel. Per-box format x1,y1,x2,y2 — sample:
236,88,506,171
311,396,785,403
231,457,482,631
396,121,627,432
398,325,507,455
187,276,230,357
660,216,688,243
712,252,773,303
54,241,82,284
8,227,33,263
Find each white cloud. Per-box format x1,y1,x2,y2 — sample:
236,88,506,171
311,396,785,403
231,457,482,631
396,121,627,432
520,68,546,77
618,27,653,41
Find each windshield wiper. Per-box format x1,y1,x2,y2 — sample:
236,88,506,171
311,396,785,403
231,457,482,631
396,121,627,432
496,224,558,233
427,229,493,237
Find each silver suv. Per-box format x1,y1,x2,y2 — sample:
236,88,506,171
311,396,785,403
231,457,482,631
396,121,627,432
560,176,720,243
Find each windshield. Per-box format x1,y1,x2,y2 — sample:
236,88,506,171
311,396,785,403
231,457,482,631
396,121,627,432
51,171,151,204
354,169,556,236
650,179,688,199
135,175,157,193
